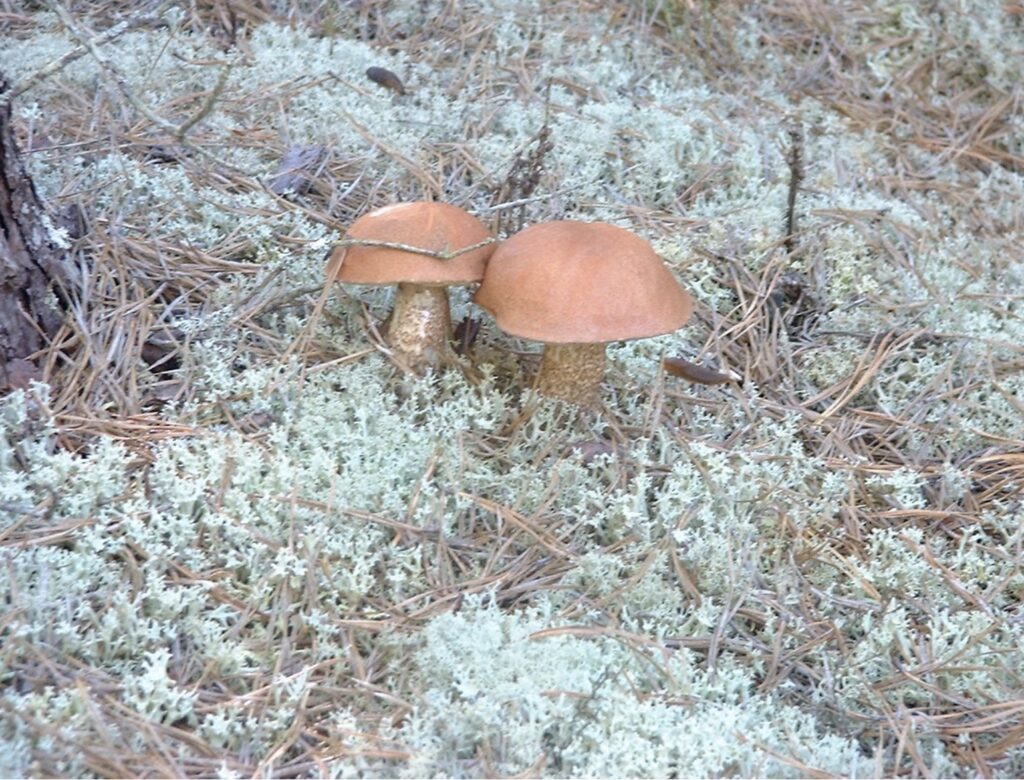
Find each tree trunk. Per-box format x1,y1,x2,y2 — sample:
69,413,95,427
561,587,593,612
0,74,68,391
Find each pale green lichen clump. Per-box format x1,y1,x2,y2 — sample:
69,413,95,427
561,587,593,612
2,0,1024,777
397,597,877,778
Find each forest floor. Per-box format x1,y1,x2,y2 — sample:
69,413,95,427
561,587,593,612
1,1,1024,777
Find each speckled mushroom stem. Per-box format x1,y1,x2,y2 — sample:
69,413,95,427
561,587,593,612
535,342,607,405
383,282,452,373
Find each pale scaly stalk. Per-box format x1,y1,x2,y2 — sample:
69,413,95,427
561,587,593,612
534,342,607,406
384,283,452,373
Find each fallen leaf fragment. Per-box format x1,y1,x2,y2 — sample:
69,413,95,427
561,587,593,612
663,356,736,385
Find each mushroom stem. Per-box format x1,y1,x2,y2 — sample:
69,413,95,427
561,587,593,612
535,342,607,405
384,282,452,373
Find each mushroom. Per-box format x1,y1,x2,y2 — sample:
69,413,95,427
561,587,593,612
473,220,693,405
328,202,496,373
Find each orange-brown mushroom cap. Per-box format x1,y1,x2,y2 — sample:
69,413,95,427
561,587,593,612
330,201,494,286
473,220,693,343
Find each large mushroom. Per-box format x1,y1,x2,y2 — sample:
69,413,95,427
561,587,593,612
473,220,693,405
328,202,496,373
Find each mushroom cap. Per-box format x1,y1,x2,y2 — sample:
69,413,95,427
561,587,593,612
329,201,494,286
473,220,693,343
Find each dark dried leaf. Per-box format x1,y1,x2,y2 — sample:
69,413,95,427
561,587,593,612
453,316,480,355
237,411,276,433
663,356,734,385
268,145,329,195
365,66,405,95
142,379,186,409
143,144,185,164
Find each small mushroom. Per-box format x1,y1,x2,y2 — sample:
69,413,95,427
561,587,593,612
474,220,693,405
328,202,496,373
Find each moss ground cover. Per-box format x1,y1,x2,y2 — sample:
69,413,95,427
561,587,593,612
1,1,1023,776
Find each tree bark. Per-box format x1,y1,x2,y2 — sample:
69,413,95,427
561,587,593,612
0,73,68,390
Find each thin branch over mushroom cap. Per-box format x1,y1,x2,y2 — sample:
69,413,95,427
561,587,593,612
473,220,693,343
330,201,493,285
326,201,496,374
